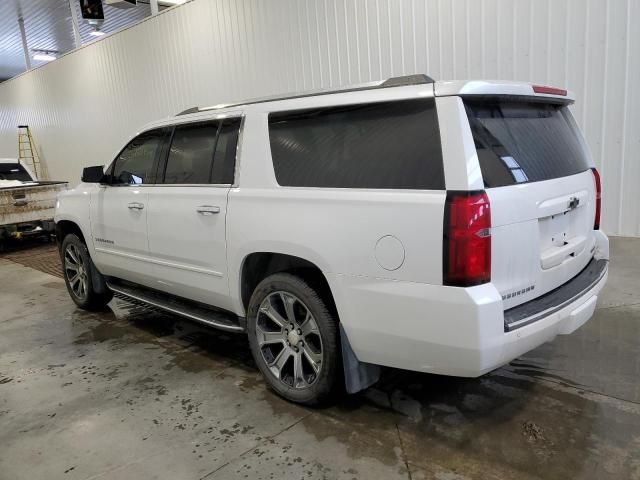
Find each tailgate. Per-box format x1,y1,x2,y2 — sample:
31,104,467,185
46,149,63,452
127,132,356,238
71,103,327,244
487,172,597,309
0,182,68,225
463,97,598,309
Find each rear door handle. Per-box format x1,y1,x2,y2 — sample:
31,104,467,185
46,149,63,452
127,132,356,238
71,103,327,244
127,202,144,210
196,205,220,215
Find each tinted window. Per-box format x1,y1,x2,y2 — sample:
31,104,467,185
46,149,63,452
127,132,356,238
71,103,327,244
0,163,32,181
211,118,241,184
111,129,165,185
464,100,590,188
268,99,444,189
164,122,218,184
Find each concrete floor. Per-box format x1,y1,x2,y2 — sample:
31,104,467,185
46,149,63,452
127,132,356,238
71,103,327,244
1,237,639,480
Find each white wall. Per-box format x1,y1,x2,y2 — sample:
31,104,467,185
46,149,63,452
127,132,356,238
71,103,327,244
0,0,638,236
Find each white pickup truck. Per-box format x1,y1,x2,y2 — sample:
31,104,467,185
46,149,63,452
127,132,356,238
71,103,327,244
0,159,67,249
55,75,609,405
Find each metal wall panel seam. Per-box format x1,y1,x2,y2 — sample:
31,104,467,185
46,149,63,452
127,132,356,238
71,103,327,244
618,0,632,234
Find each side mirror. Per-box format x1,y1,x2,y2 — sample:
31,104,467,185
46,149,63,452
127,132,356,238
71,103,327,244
81,165,106,183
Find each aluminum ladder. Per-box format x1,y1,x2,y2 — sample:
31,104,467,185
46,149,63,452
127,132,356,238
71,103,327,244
17,125,45,180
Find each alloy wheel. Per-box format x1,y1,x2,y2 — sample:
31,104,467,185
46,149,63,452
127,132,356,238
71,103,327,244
256,291,323,389
64,244,88,301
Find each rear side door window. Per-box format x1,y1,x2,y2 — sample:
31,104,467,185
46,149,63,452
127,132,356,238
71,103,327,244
211,117,241,185
268,98,444,190
160,118,241,185
110,129,166,185
163,121,219,184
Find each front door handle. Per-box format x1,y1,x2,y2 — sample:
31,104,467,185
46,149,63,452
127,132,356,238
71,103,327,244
127,202,144,210
196,205,220,215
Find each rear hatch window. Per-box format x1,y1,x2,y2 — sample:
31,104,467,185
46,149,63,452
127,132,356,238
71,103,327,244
0,163,32,182
464,100,590,187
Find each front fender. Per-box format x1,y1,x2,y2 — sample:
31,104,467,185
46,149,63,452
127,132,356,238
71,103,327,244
55,185,95,255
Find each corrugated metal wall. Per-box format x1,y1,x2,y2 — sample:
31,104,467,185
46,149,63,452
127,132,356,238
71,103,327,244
0,0,638,236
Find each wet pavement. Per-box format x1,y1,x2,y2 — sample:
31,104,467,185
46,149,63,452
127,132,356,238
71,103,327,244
0,237,639,479
0,240,61,278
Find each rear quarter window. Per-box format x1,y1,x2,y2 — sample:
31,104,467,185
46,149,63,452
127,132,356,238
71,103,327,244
464,99,590,188
268,98,444,190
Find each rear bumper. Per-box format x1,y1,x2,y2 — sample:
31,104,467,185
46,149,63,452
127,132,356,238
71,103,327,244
0,219,56,239
331,256,608,378
504,258,608,331
489,264,607,374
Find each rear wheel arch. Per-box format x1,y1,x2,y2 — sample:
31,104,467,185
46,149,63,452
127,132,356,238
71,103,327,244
239,252,339,321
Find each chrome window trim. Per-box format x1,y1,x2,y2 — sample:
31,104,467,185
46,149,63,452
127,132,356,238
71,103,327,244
101,183,233,188
231,115,245,189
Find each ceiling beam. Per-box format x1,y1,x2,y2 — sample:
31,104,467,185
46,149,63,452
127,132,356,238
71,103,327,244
17,17,31,71
68,0,82,48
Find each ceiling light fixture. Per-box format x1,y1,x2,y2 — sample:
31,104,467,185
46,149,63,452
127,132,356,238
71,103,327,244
32,51,57,62
89,30,105,36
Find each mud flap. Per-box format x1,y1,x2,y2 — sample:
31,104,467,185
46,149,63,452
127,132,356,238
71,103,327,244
87,248,109,295
340,324,381,394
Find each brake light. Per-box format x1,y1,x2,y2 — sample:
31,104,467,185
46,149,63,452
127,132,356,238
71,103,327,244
591,168,601,230
443,191,491,287
532,85,567,96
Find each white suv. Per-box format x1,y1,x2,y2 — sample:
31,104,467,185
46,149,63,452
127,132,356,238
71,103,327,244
55,75,609,405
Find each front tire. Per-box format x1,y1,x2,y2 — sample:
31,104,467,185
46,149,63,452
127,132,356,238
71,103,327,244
247,273,340,405
61,234,113,311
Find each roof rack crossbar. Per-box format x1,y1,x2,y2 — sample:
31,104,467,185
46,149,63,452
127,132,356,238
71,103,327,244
175,74,435,116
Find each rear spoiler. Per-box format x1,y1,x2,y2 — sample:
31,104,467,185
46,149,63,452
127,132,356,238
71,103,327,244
434,80,575,104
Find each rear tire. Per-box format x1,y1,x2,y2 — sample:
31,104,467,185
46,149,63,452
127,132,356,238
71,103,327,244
247,273,340,405
61,234,112,311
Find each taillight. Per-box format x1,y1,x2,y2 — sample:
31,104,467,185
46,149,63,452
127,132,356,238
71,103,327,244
443,191,491,287
532,85,567,96
591,168,601,230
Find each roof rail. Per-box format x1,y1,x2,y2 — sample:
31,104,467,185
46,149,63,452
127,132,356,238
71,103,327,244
381,74,435,87
176,74,435,116
176,107,200,115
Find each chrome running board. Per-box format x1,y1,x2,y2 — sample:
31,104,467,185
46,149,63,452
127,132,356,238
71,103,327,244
107,280,244,333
